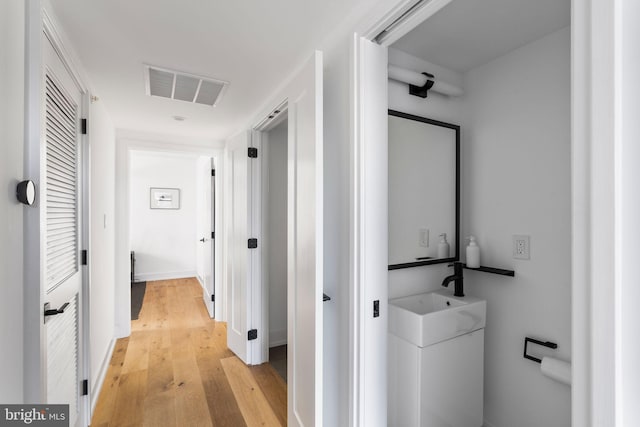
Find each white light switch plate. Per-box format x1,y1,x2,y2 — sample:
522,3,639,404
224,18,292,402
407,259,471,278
419,228,429,247
513,235,530,260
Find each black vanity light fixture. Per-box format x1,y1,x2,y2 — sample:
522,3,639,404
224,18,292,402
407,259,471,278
16,180,36,206
409,72,435,98
388,64,464,98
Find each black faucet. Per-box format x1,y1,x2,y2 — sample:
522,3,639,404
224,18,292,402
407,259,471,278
442,262,464,297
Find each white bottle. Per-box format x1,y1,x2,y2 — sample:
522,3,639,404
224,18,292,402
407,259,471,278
437,233,450,258
466,236,481,268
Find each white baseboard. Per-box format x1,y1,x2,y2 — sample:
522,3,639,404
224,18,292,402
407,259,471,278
483,419,497,427
269,329,287,347
90,338,116,414
134,270,197,282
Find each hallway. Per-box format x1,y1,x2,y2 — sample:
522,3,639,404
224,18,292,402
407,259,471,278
91,278,286,427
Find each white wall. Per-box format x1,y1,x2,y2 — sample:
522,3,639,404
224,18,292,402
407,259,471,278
462,27,571,427
129,151,198,281
266,120,288,346
88,99,116,391
387,47,467,298
0,0,25,403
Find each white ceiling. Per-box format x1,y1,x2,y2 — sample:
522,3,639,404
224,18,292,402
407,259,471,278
50,0,363,141
391,0,570,73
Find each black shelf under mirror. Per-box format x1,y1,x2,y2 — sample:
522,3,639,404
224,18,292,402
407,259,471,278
462,263,515,277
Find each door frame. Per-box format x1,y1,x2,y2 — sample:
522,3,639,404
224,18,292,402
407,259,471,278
235,50,323,426
251,102,289,363
349,2,447,424
349,0,625,426
114,135,225,338
24,3,92,424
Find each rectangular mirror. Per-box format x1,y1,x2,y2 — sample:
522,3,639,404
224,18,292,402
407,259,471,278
388,110,460,270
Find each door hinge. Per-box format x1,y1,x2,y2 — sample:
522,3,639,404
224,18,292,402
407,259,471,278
211,169,215,177
248,238,258,249
248,147,258,158
211,294,215,302
81,119,87,135
211,231,215,239
248,329,258,341
81,379,88,396
81,250,88,265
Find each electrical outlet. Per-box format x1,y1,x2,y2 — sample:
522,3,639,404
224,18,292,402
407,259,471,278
419,228,429,247
513,235,530,260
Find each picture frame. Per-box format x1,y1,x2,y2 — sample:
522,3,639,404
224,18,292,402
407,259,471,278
150,187,180,209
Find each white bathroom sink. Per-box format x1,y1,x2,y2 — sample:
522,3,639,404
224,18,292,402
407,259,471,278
388,290,486,347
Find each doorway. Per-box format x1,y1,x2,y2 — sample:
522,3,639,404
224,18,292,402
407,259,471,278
114,139,224,338
225,51,324,427
351,1,572,426
261,116,289,381
127,150,222,323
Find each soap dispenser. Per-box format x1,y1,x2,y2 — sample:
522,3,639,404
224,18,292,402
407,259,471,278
466,236,481,268
437,233,450,258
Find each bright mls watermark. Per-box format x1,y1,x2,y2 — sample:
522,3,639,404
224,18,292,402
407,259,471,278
0,405,68,426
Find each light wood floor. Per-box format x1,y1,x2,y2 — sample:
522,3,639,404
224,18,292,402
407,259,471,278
91,278,287,427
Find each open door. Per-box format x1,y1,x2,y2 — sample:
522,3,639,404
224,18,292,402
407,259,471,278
197,157,215,317
286,51,324,427
227,131,252,364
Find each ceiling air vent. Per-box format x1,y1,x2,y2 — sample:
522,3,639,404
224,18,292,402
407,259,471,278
144,65,229,107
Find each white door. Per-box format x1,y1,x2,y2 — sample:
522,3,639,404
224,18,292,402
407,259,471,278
227,131,252,363
352,35,388,427
197,157,215,317
286,50,324,427
43,33,86,427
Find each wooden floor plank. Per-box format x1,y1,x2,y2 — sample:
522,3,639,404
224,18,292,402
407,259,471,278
142,392,176,427
147,341,174,393
142,344,176,427
173,354,213,427
250,363,287,426
120,330,151,375
90,278,284,427
90,338,129,426
220,356,283,427
110,369,149,427
193,327,247,427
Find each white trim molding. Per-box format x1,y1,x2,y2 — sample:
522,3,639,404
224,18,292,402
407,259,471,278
134,271,198,282
89,338,115,414
570,0,640,425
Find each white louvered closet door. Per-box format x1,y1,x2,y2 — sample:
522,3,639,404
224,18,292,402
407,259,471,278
43,33,84,427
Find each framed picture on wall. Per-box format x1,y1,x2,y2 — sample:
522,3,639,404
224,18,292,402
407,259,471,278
150,187,180,209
